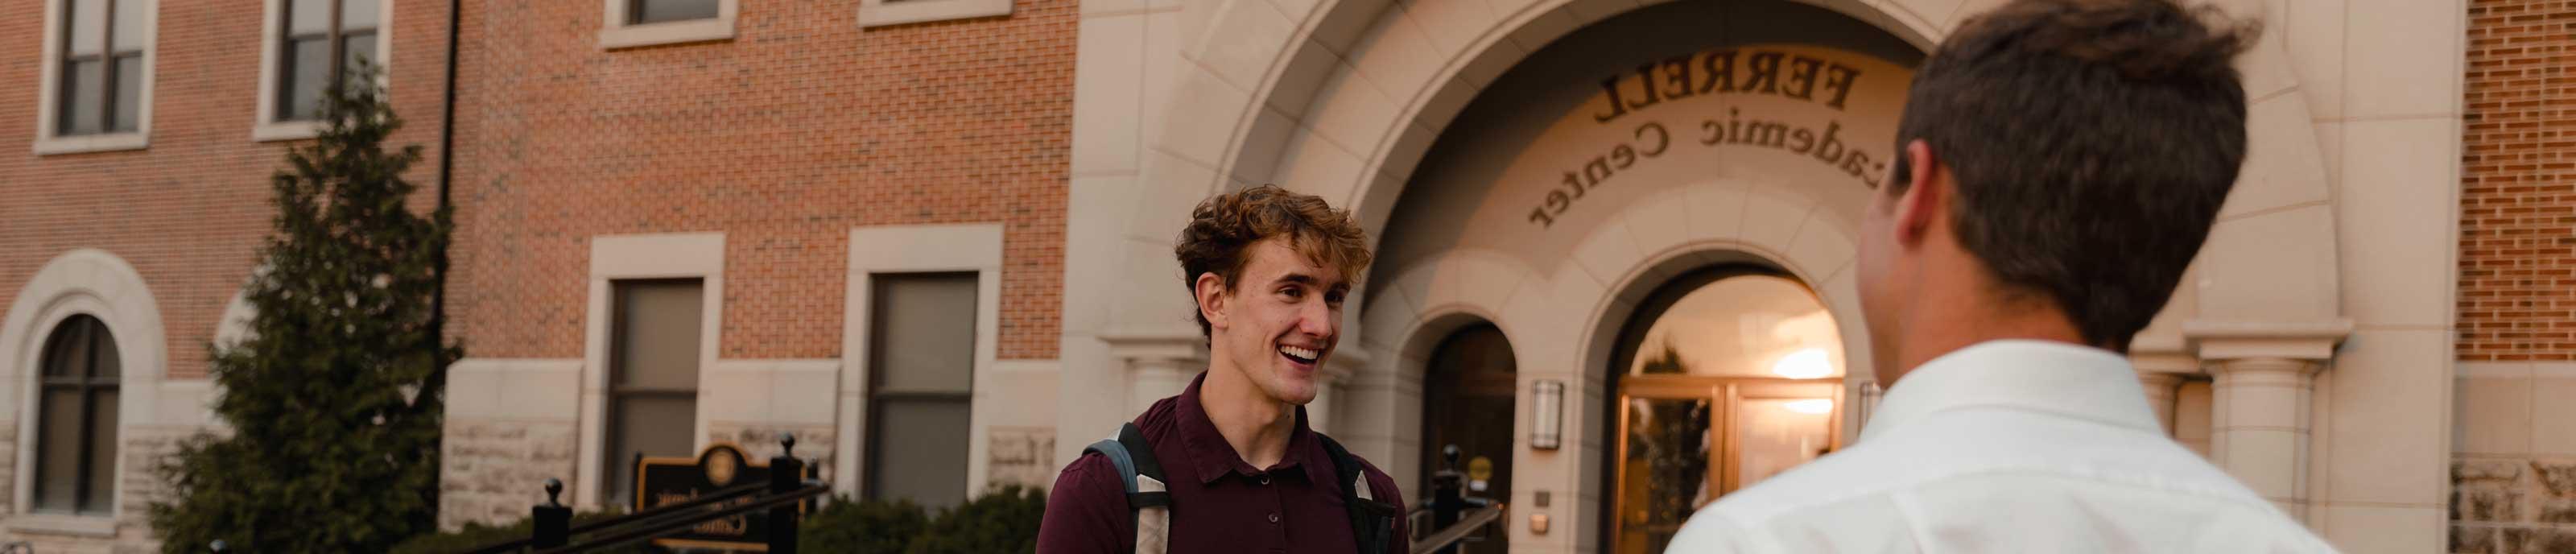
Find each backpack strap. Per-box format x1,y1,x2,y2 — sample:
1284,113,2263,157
1317,433,1397,554
1082,423,1172,554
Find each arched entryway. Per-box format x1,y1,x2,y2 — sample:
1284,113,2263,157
1070,0,2350,549
1602,267,1845,553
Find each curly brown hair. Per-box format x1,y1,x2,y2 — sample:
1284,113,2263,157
1174,184,1375,340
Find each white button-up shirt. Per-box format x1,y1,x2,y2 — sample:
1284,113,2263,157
1665,340,2338,553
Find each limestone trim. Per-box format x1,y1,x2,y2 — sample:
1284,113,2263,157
1099,325,1208,416
599,0,738,49
2185,319,2355,361
252,0,395,142
576,232,725,507
31,0,158,155
5,513,116,537
858,0,1012,28
0,250,168,524
840,224,1003,498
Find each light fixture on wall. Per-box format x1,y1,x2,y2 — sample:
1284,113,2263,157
1532,379,1564,450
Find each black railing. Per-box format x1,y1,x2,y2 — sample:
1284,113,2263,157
455,435,827,554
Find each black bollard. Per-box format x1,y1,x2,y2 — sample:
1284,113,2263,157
1431,445,1466,554
769,433,803,554
533,478,572,548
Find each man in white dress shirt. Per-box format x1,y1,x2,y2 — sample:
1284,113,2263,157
1665,0,2339,552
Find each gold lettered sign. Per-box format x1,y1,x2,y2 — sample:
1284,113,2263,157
634,443,806,551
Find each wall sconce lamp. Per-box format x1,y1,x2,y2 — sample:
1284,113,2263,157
1532,379,1565,450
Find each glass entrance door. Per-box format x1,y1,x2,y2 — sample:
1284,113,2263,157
1611,378,1839,554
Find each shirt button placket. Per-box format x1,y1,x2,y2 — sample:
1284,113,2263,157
1265,472,1288,550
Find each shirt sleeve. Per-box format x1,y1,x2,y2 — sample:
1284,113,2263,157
1035,453,1131,554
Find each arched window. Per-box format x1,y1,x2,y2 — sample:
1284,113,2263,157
35,314,119,515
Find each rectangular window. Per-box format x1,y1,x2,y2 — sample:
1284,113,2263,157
630,0,720,24
603,279,703,509
275,0,379,122
600,0,736,49
34,316,120,516
864,273,977,509
857,0,1010,28
37,0,151,154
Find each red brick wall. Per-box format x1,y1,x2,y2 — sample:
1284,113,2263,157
2460,0,2576,361
445,1,1073,361
0,0,453,379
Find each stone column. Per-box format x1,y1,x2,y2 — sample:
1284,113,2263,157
2207,357,2320,517
2136,370,2187,435
1101,328,1208,416
2187,320,2349,520
2128,333,2198,436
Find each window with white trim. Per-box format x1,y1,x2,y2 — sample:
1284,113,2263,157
862,272,977,509
34,0,155,155
255,0,390,141
600,0,737,49
32,315,119,517
602,279,704,509
857,0,1010,28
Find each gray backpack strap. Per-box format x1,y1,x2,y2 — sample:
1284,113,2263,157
1082,423,1171,554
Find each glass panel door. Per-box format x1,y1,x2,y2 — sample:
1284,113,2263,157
1613,387,1716,554
1611,378,1841,554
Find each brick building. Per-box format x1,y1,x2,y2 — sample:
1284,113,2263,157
0,0,2553,552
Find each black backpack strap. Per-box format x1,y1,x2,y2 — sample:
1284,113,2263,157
1115,423,1173,510
1082,423,1173,554
1318,433,1397,554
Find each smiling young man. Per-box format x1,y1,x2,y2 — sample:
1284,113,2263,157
1037,185,1409,554
1665,0,2336,552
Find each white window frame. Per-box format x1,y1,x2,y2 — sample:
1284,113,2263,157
32,0,158,155
576,233,724,507
601,0,737,50
0,250,167,537
858,0,1011,28
840,224,1003,498
253,0,395,142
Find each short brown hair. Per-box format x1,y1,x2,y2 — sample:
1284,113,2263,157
1174,184,1374,339
1886,0,2258,352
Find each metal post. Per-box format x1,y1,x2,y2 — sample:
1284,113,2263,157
1432,445,1465,554
770,433,803,554
533,478,572,548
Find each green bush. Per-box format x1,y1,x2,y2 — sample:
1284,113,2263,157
801,495,930,553
801,486,1046,554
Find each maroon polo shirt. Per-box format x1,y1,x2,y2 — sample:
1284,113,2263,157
1037,373,1410,554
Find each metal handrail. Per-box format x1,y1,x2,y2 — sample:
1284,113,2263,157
1410,504,1506,553
534,483,831,554
565,482,767,535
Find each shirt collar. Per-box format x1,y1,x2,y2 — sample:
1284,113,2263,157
1174,372,1331,485
1858,340,2161,443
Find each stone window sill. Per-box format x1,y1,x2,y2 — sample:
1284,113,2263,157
33,132,148,155
600,19,736,50
6,513,117,537
253,120,324,142
859,0,1012,27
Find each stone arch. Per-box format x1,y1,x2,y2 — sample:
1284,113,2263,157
0,248,172,517
1113,0,2339,335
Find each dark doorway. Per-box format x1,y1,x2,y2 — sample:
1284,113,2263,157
1418,322,1517,552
